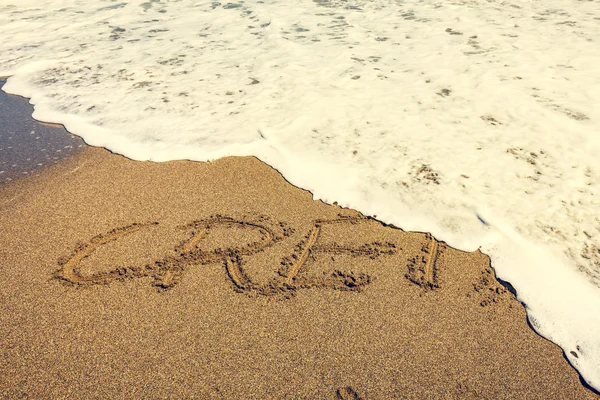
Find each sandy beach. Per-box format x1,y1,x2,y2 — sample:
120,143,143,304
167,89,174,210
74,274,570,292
3,0,600,394
0,139,597,398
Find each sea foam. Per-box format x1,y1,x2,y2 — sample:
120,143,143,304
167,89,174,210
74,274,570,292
1,0,599,390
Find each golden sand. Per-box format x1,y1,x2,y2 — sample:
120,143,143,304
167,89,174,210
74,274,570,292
0,147,597,399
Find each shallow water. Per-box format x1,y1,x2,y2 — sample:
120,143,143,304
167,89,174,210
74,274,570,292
1,0,599,389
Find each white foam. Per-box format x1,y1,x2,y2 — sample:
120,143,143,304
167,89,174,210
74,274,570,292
1,0,599,390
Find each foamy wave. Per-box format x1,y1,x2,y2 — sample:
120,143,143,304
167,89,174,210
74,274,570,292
1,0,599,390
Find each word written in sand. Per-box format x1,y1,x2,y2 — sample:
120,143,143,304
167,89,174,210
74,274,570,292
54,215,401,297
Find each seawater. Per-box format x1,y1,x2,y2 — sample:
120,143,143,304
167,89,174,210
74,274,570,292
1,0,599,390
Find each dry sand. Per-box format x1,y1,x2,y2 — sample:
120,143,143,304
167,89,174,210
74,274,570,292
0,146,598,399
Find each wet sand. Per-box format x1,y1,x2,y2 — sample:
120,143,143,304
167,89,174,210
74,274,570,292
0,144,597,399
0,78,85,185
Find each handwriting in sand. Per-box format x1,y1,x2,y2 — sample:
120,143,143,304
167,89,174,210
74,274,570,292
54,215,443,296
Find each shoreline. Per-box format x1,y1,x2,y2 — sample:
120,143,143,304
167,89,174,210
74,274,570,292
0,78,85,185
0,80,598,395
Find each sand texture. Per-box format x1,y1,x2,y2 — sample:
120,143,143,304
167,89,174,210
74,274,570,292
0,148,596,399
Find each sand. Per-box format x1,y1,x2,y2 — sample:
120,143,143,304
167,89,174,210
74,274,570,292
0,144,597,399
